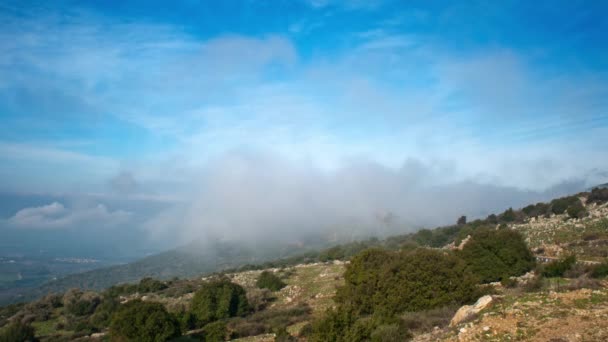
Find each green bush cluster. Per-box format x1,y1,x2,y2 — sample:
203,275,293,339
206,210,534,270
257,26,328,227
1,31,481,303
566,200,587,219
137,277,168,293
457,228,536,283
0,321,37,342
190,279,250,326
590,261,608,278
63,289,101,316
109,299,180,342
255,271,286,292
541,255,577,278
587,187,608,205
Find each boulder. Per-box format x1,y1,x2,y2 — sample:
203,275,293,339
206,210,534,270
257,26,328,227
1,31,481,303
450,295,493,327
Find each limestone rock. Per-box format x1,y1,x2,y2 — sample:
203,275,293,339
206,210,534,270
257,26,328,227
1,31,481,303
450,295,493,327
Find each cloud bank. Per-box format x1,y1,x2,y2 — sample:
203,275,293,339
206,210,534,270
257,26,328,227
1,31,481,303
9,202,131,229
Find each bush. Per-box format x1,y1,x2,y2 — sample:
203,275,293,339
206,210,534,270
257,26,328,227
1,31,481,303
138,277,168,293
587,187,608,204
227,304,311,339
246,288,273,312
499,208,517,222
541,255,576,278
255,271,286,292
458,228,535,283
566,200,587,219
0,321,37,342
370,323,411,342
337,248,478,316
200,321,227,342
550,196,579,215
89,297,120,330
309,307,359,342
590,261,608,278
400,306,458,332
522,275,544,292
191,279,250,326
110,300,180,341
63,289,101,316
274,326,296,342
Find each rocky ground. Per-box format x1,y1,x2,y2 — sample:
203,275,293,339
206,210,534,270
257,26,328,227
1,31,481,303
512,201,608,262
436,285,608,342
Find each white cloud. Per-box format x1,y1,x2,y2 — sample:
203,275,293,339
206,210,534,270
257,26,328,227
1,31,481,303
9,202,131,229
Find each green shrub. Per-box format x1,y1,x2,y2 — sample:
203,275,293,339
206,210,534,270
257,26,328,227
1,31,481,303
255,271,286,292
587,187,608,204
227,304,310,339
566,200,587,219
541,255,576,278
0,321,37,342
550,196,579,215
499,208,517,222
138,277,168,293
201,321,227,342
89,297,120,330
109,300,180,342
190,279,250,326
274,326,296,342
370,323,411,342
458,228,535,283
337,248,478,316
309,307,359,342
590,261,608,278
63,289,101,316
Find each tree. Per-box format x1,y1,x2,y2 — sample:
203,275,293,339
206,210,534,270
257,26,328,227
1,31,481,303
200,321,227,342
256,271,286,292
541,255,576,278
457,216,467,225
109,300,180,342
0,321,37,342
337,248,478,316
550,196,579,215
567,200,587,219
138,277,168,293
499,208,517,222
191,279,250,325
63,289,101,316
458,228,535,283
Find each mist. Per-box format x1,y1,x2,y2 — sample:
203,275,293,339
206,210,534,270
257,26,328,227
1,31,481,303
141,151,589,247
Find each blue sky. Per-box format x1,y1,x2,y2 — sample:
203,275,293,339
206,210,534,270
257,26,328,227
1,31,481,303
0,1,607,248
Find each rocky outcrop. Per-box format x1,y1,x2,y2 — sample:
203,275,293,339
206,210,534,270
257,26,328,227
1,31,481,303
450,295,493,327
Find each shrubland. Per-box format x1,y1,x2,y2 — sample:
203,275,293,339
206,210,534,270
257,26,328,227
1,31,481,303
1,189,607,341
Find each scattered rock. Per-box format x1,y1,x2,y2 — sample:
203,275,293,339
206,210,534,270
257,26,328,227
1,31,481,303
450,295,494,327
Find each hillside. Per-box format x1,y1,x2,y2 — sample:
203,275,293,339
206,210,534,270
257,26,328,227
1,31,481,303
0,239,335,305
1,187,608,341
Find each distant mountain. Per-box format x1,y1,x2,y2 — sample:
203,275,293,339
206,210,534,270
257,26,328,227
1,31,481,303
1,238,330,305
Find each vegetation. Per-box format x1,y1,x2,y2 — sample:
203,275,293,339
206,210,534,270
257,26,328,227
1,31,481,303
110,300,180,342
587,187,608,204
567,200,588,218
458,228,536,283
591,261,608,278
338,248,478,315
255,271,286,292
541,255,577,278
0,321,37,342
1,189,607,341
190,279,250,326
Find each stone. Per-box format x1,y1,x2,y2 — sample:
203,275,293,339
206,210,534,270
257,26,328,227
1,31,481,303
450,295,494,327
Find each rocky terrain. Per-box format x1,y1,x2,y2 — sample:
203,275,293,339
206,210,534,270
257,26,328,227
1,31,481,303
513,201,608,262
3,190,608,341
